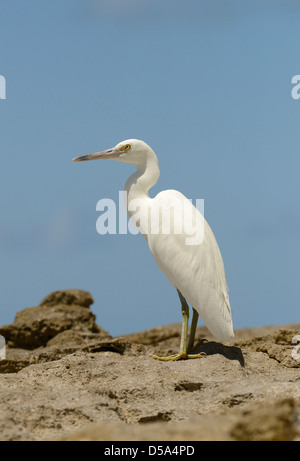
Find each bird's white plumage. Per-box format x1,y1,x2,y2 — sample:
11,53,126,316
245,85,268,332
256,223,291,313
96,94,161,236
73,139,234,343
147,189,233,340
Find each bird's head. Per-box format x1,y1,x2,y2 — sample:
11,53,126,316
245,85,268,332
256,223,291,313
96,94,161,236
73,139,155,166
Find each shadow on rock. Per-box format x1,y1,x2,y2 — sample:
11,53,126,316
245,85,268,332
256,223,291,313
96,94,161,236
192,340,245,367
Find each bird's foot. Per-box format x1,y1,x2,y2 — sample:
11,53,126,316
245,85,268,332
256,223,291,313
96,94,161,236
152,351,206,361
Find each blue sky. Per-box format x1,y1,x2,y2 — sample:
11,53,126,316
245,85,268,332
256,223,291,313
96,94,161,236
0,1,299,336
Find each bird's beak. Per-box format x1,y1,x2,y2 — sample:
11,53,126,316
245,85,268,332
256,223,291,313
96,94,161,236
72,147,123,162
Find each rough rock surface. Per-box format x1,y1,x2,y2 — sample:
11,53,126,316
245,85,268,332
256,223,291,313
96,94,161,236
0,289,108,350
0,290,299,441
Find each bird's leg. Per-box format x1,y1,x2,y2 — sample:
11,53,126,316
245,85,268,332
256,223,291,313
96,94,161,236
178,289,190,355
152,291,205,361
187,308,199,352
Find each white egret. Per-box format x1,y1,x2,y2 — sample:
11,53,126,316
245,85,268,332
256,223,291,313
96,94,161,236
73,139,234,361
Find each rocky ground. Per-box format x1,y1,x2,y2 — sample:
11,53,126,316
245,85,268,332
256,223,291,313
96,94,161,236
0,290,299,441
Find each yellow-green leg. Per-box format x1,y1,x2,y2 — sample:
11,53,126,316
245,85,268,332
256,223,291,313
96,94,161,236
187,308,199,352
152,290,205,361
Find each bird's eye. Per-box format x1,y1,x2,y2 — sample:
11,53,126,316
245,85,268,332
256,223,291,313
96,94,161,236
124,144,131,151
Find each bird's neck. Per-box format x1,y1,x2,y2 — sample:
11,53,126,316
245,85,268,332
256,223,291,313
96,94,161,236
124,151,160,234
124,151,160,203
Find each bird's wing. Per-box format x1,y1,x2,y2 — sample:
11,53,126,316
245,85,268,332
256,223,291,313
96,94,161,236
147,190,234,341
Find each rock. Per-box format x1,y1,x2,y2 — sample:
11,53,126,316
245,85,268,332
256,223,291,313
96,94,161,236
124,324,180,345
231,398,297,441
0,292,299,441
0,290,109,350
60,398,299,442
40,289,94,308
46,330,91,347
